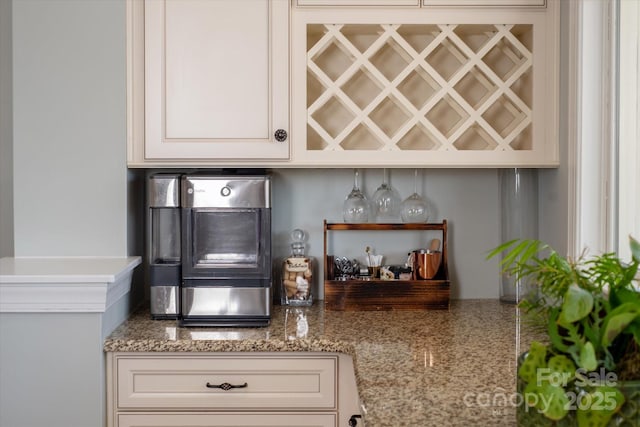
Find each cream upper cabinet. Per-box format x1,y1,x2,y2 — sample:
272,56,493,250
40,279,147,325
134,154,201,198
296,1,545,7
423,0,546,6
127,0,560,167
127,0,290,166
297,0,420,6
290,1,559,167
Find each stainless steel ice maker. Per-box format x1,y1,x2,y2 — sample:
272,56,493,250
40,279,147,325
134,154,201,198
180,174,272,327
147,174,181,320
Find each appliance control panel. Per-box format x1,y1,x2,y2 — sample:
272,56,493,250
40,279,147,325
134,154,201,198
182,175,271,209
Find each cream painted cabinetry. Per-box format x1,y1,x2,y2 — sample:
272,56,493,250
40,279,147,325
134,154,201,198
297,1,546,6
126,0,559,167
106,352,362,427
116,414,337,426
297,1,420,6
291,0,559,167
126,0,290,166
423,0,546,6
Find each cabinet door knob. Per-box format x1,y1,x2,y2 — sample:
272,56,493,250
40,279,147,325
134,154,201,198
274,129,288,142
206,382,248,391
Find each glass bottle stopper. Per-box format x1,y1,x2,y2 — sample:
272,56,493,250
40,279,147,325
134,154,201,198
291,229,305,256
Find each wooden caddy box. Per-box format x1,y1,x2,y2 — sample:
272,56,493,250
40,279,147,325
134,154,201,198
323,220,450,311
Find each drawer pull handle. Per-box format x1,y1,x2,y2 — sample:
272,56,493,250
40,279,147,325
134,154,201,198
206,382,248,391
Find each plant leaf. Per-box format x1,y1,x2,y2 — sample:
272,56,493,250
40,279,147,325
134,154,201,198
630,235,640,262
538,383,570,421
609,288,640,307
520,241,542,270
601,311,640,347
628,318,640,345
576,386,624,427
578,341,597,371
519,341,548,384
548,309,572,353
548,355,576,385
500,240,535,270
486,239,519,260
558,285,594,325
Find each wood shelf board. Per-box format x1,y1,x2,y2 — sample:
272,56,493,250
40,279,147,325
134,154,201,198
324,221,446,231
325,279,450,286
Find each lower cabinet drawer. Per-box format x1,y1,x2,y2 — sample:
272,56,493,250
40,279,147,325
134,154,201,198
117,413,337,427
115,354,337,410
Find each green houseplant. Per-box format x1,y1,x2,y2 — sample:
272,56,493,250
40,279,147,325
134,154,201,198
488,236,640,426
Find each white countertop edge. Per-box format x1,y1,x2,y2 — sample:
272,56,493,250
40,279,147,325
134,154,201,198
0,256,141,313
0,256,141,283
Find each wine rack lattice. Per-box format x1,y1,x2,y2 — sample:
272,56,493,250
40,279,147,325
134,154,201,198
307,23,533,152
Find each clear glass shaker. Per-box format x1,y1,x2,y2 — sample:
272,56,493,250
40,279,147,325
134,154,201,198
281,229,314,306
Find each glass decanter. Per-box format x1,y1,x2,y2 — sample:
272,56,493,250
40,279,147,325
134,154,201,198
280,229,314,306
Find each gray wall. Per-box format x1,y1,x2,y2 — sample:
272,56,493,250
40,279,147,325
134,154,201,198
3,1,144,426
0,313,104,427
271,168,503,300
12,0,133,257
0,0,13,258
0,303,132,427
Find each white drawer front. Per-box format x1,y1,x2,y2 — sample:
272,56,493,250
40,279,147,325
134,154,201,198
116,355,337,410
117,413,336,427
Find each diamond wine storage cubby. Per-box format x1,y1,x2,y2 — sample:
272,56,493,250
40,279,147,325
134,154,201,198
308,23,532,154
292,4,559,166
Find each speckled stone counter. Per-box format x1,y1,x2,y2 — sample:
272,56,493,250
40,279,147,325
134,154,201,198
105,300,540,426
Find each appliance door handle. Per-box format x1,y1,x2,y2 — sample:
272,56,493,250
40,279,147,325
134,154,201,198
205,382,248,391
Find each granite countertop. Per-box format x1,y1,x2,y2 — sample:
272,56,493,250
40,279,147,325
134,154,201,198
105,300,540,426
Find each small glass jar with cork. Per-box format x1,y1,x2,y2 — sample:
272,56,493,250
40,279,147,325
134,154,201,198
280,229,314,306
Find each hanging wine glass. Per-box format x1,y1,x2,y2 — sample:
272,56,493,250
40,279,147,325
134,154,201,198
400,169,429,223
372,168,401,222
343,169,369,223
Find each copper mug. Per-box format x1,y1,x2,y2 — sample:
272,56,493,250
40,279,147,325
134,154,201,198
409,250,442,280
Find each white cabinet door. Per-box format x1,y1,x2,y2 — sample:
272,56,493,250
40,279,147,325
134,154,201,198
422,0,553,7
130,0,289,163
297,0,420,6
423,0,546,6
291,2,559,167
117,413,337,427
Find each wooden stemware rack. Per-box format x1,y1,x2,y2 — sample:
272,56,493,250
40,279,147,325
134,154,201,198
323,220,450,311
